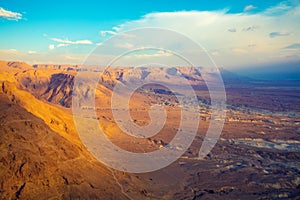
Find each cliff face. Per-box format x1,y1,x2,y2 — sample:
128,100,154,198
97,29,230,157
42,73,74,108
14,69,74,108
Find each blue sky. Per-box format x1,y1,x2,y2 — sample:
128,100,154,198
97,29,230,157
1,0,284,52
1,0,300,70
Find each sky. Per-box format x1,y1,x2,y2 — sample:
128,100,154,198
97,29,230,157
0,0,300,77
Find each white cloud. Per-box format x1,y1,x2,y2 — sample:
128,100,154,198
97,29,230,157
0,49,86,64
0,7,22,20
107,3,300,68
100,30,117,37
263,2,293,15
50,38,93,45
48,38,93,49
48,44,55,50
112,26,121,32
244,5,257,12
57,43,69,48
28,51,37,54
128,50,173,58
99,30,135,39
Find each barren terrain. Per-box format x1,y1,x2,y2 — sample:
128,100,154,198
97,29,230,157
0,61,299,199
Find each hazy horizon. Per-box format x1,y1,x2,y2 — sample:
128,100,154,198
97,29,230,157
1,0,300,80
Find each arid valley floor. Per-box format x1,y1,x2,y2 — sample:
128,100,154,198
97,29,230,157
0,61,299,199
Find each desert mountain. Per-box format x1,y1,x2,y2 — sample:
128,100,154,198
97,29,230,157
0,61,131,199
0,94,128,199
15,70,74,108
1,60,299,199
0,61,32,73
